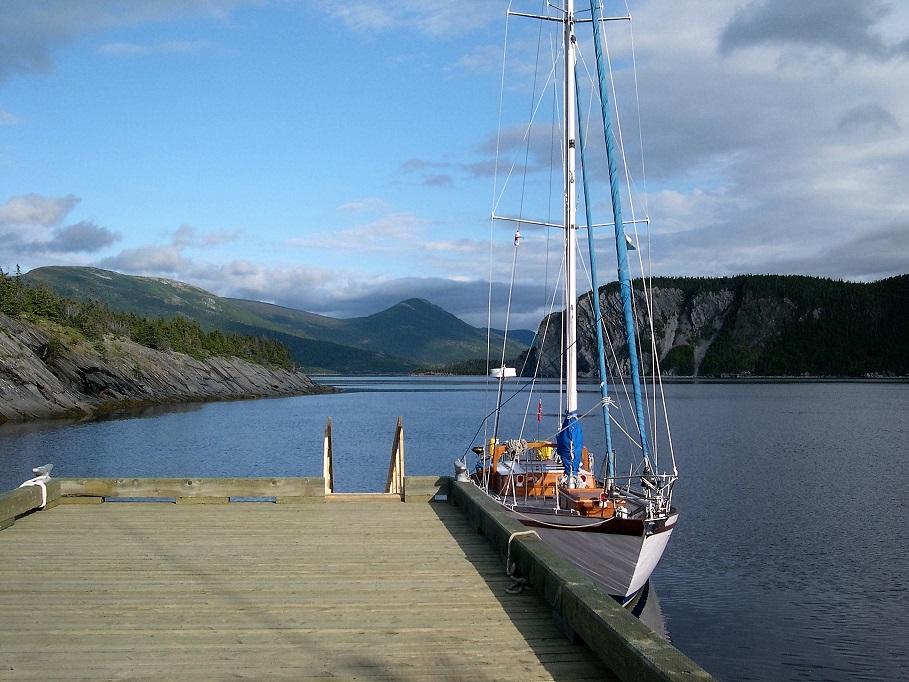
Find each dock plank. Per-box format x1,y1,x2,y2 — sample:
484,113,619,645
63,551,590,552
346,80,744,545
0,501,616,680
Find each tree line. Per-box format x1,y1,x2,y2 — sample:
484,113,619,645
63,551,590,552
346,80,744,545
0,267,295,371
652,274,909,377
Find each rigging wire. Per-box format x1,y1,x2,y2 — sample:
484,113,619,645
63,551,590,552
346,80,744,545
520,7,569,441
478,1,677,488
572,42,646,472
591,0,677,474
484,5,514,453
600,0,678,475
627,9,678,477
489,2,560,444
593,0,653,465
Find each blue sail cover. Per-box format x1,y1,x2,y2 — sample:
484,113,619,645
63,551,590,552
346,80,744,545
556,413,584,476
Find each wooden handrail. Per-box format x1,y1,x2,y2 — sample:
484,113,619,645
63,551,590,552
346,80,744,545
323,416,334,495
385,416,405,498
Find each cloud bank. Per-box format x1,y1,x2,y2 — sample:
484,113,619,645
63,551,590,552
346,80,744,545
2,1,908,333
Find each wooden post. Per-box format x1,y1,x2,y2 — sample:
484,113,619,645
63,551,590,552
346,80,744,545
323,417,334,495
385,416,404,499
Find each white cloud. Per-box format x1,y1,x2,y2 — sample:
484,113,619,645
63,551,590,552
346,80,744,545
48,221,121,253
0,193,121,266
100,244,188,275
172,224,241,248
209,264,530,327
719,0,906,59
92,223,244,276
613,0,909,281
0,194,79,229
288,212,434,253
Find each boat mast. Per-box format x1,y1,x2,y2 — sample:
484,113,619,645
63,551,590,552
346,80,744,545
588,0,651,463
564,0,579,420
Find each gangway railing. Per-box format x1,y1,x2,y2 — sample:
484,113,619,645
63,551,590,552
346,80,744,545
322,416,405,500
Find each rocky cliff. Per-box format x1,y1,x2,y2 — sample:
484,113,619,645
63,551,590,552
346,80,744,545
0,313,333,424
524,275,909,378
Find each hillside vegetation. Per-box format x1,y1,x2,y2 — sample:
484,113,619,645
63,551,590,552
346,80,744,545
526,274,909,378
2,268,293,370
23,266,528,374
19,267,902,379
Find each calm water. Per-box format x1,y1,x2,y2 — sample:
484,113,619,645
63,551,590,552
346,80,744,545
1,377,908,681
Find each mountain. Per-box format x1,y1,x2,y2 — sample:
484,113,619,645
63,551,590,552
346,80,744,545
21,267,908,378
22,266,527,374
227,297,494,365
490,327,536,347
524,274,909,378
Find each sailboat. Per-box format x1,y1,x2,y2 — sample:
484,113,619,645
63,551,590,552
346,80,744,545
465,0,679,606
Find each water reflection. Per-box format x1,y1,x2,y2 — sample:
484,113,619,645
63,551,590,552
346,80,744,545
94,402,207,422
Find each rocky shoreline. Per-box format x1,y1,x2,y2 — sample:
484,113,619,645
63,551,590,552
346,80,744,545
0,313,335,424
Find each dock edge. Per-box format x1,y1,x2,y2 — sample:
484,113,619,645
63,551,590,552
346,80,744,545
448,478,715,682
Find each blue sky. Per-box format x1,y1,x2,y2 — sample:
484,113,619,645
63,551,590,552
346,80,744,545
2,1,908,329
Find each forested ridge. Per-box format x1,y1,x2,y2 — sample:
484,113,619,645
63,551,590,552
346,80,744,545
0,267,294,371
8,266,907,379
687,274,909,377
528,274,909,378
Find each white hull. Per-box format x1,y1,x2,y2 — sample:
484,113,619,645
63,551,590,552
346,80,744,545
506,506,678,603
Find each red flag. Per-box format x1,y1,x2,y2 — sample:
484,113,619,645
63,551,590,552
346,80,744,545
537,399,542,422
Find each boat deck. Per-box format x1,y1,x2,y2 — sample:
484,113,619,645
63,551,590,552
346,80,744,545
0,499,616,680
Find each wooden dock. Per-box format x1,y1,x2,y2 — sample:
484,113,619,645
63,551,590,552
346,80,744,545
0,491,616,680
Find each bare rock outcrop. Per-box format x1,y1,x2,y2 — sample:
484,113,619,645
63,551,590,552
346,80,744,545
0,313,332,424
523,282,786,377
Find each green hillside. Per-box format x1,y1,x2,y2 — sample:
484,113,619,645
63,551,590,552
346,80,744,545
1,268,294,370
23,266,526,374
339,298,516,366
225,299,346,340
21,267,258,329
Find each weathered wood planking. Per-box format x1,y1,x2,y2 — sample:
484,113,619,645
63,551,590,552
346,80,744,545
0,500,616,680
